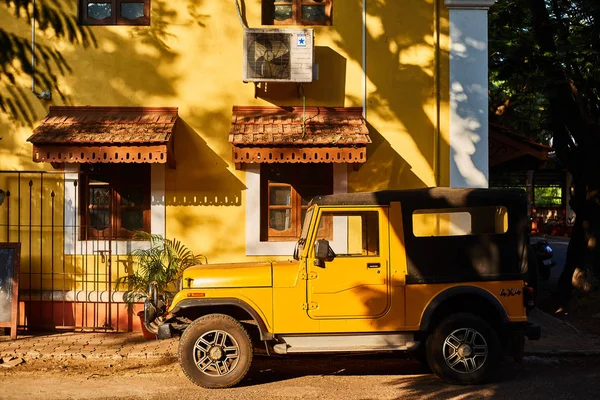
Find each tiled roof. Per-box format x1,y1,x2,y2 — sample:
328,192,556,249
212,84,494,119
27,107,178,145
490,123,552,151
229,106,370,146
489,123,551,167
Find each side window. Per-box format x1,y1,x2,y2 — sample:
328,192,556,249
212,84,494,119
80,0,151,26
321,211,379,257
412,206,508,238
80,163,151,240
261,164,333,241
262,0,333,26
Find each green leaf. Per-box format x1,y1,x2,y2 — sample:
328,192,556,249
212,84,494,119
115,231,204,304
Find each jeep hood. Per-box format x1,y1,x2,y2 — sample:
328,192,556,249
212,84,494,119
183,261,273,288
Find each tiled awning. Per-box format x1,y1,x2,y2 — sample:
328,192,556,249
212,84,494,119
27,106,178,168
229,106,370,166
489,123,551,168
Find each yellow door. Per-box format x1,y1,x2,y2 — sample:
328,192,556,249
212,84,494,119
307,208,390,319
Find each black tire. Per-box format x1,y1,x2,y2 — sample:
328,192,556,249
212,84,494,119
178,314,253,389
426,313,501,385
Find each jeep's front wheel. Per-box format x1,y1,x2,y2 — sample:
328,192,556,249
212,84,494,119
178,314,253,389
426,313,500,385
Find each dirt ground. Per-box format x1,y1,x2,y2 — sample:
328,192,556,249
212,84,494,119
1,353,599,400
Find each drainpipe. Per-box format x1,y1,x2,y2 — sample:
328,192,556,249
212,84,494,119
31,0,52,100
362,0,367,119
433,0,441,186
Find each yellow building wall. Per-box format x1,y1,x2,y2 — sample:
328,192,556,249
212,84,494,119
0,1,450,274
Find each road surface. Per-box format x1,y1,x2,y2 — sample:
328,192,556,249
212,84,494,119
1,353,598,400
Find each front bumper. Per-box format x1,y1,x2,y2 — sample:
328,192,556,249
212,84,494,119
157,322,175,340
143,299,171,337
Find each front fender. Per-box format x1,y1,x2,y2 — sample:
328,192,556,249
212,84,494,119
171,298,273,341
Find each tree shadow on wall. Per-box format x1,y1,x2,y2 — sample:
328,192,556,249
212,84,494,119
253,46,347,107
334,1,450,186
130,0,187,58
0,0,204,128
68,0,187,106
351,121,428,191
0,0,95,125
166,119,246,207
186,1,211,28
1,0,187,169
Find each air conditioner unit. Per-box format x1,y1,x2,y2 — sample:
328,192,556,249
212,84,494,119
243,28,314,83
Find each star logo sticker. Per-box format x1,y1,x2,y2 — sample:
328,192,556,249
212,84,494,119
297,34,307,47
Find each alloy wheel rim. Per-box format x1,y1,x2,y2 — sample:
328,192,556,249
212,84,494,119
193,330,240,377
442,327,488,374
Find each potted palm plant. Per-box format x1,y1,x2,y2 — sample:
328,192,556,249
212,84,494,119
116,231,205,338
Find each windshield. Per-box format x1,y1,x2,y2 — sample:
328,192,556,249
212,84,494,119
296,207,314,255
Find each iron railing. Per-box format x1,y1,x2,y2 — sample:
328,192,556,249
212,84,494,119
0,170,137,332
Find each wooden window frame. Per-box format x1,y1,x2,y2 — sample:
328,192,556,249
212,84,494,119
260,164,333,241
79,164,151,240
262,0,333,26
79,0,151,26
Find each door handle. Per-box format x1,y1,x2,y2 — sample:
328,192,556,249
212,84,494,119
367,263,380,269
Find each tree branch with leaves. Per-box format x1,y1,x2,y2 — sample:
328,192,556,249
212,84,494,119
0,0,95,124
115,232,206,305
490,0,600,310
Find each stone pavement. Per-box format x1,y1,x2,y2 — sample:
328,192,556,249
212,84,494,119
0,331,179,360
526,308,600,356
1,309,599,361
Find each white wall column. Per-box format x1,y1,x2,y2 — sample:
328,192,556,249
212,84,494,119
446,0,495,188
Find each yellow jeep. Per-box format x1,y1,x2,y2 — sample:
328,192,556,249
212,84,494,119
145,188,540,388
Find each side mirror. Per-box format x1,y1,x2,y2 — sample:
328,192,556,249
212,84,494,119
314,239,335,268
315,239,330,259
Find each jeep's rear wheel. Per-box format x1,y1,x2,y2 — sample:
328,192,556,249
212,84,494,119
178,314,253,389
426,313,500,385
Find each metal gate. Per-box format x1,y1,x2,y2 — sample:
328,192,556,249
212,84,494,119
0,170,135,332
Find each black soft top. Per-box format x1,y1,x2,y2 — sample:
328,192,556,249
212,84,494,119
310,188,526,208
311,188,529,284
